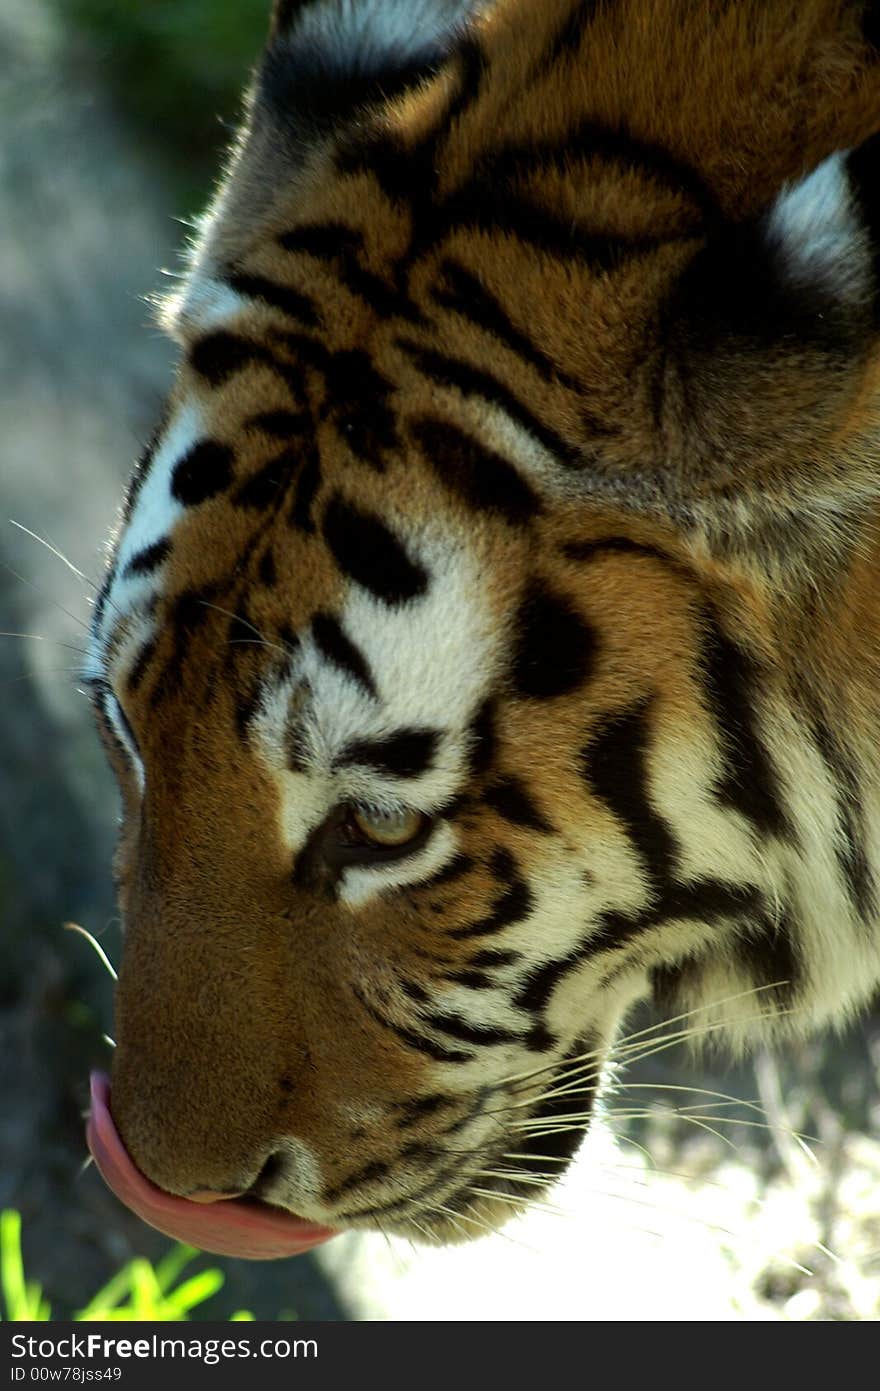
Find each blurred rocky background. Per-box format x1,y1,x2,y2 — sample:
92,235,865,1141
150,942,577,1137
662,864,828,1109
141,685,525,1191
1,0,878,1322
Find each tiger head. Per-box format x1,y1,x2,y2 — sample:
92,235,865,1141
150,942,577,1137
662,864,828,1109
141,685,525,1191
86,0,880,1249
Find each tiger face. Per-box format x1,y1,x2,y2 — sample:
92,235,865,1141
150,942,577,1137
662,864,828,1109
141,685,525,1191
87,0,880,1249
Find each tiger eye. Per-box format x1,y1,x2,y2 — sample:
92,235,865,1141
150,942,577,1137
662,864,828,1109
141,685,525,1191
351,805,424,847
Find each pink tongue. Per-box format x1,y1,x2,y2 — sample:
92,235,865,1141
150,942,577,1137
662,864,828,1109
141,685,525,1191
86,1073,336,1260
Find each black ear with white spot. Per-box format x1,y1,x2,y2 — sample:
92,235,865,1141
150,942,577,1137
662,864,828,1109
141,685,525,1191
655,121,880,584
261,0,479,137
675,137,880,366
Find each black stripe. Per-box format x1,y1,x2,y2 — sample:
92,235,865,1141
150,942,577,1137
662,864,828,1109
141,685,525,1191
443,970,495,990
393,1094,456,1129
278,222,422,322
432,258,583,392
699,614,793,840
516,879,767,1020
489,846,518,882
322,494,429,603
440,33,487,130
334,33,486,205
560,535,689,578
809,714,877,927
258,549,277,587
147,582,226,708
451,879,533,940
651,955,703,1015
641,877,775,958
401,979,430,1005
189,332,306,397
416,853,475,890
335,728,439,779
123,538,170,578
581,698,680,891
224,271,319,327
92,570,113,628
409,415,542,525
280,331,330,373
171,441,235,507
540,0,604,67
736,905,801,999
678,209,861,353
311,612,377,698
321,348,399,466
483,776,553,833
278,622,299,658
353,986,472,1063
335,262,421,324
259,16,454,138
279,222,363,260
322,1157,393,1204
469,947,522,968
514,950,582,1016
481,121,717,224
233,446,300,510
400,113,714,299
435,182,670,272
652,901,801,1010
512,581,598,699
509,1038,598,1182
419,1012,520,1047
224,608,262,655
125,636,157,696
287,443,320,533
397,340,586,468
244,409,309,439
593,879,767,951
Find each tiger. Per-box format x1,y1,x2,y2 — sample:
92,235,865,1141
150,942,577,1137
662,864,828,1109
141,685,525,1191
83,0,880,1259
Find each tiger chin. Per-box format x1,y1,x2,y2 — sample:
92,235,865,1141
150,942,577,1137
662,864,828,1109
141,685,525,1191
83,0,880,1258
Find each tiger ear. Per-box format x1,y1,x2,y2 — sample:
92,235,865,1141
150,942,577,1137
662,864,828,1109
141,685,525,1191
262,0,480,131
655,138,880,584
600,4,880,582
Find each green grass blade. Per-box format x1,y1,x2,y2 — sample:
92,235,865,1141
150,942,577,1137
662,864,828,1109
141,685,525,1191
163,1268,225,1315
153,1244,198,1294
0,1211,49,1321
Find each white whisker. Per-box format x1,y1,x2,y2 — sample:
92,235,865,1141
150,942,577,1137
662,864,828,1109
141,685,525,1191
1,560,91,633
64,922,118,982
197,601,294,660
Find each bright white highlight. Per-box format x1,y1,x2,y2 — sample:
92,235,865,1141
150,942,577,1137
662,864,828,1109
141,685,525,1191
767,152,870,305
113,403,203,591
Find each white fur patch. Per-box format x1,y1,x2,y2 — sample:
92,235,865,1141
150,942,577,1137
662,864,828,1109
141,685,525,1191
767,152,870,306
101,682,146,794
162,275,249,343
254,520,499,902
113,403,203,593
88,403,207,726
284,0,475,70
267,1134,326,1211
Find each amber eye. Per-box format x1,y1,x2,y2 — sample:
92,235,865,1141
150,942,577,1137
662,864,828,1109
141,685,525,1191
350,805,426,848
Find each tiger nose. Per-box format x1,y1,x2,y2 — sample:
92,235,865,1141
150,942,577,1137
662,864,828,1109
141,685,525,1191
187,1150,288,1203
